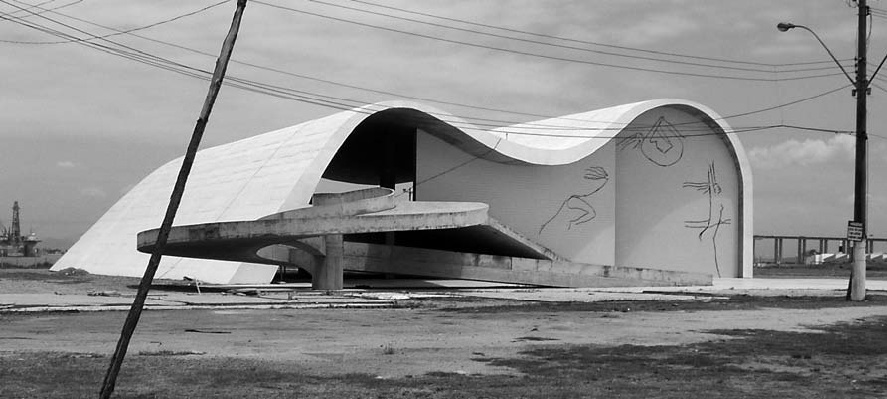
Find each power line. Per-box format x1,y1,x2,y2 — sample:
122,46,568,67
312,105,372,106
306,0,849,75
0,0,79,21
2,0,856,139
718,84,851,120
5,0,854,130
2,3,867,196
0,0,228,44
0,1,216,84
0,0,55,18
349,0,850,69
252,1,844,83
4,0,870,205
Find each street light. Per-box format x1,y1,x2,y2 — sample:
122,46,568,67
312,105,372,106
776,22,794,32
776,22,855,85
777,11,869,301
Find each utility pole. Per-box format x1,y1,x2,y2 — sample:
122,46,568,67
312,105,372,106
849,0,869,301
98,1,248,397
779,1,875,301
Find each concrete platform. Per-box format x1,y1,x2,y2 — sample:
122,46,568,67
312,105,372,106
136,188,711,289
3,278,886,313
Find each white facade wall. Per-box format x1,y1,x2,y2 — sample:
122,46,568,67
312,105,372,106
614,108,739,277
416,106,741,277
416,131,617,265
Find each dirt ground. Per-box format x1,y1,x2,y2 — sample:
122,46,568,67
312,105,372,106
4,268,887,398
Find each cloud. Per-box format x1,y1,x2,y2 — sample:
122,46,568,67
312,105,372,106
748,135,855,170
57,161,76,169
79,187,107,199
617,12,701,46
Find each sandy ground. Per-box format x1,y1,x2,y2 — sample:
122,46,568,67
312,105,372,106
5,268,887,379
7,306,887,378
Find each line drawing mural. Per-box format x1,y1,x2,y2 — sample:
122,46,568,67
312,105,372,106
683,161,732,277
617,116,685,167
539,166,609,235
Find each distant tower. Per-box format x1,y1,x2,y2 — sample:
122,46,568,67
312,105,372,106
11,201,21,247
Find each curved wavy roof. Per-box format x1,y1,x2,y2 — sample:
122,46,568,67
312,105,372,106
53,99,752,283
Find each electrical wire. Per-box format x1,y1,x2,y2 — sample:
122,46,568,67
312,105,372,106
715,84,851,120
0,0,228,44
4,0,855,131
4,0,875,222
0,1,857,139
306,0,847,75
251,1,844,83
350,0,850,69
0,0,81,22
0,0,55,19
0,1,217,85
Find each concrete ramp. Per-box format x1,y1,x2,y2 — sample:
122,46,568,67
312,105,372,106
138,188,710,288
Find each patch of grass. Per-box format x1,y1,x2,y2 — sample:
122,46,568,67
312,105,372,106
138,350,205,357
0,271,67,281
5,317,887,398
447,294,887,314
0,261,53,269
0,268,92,284
513,336,559,342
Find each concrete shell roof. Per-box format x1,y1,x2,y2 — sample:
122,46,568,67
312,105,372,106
341,99,742,157
280,98,750,207
53,98,751,283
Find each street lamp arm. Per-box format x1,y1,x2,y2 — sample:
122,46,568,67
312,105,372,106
779,23,856,86
797,25,856,85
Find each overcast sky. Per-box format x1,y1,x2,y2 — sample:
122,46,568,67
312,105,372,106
2,0,886,246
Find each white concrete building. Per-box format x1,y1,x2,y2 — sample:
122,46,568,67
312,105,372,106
54,100,752,286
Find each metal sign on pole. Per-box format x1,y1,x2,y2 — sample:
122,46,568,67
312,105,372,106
847,221,865,242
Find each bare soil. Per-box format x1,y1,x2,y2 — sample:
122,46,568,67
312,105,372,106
3,268,887,398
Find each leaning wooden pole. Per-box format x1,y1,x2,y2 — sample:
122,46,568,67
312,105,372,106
99,1,247,397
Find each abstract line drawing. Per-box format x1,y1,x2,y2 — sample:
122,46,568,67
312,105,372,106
683,161,732,277
617,116,685,167
539,166,609,235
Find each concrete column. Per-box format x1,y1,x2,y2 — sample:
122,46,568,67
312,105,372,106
752,239,757,264
778,238,785,265
774,238,780,265
313,234,344,290
802,238,808,263
797,238,804,265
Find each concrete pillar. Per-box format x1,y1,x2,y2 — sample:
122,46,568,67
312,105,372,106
774,238,782,265
752,239,757,264
774,238,780,265
819,239,826,254
802,238,808,263
313,234,343,290
797,237,805,264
